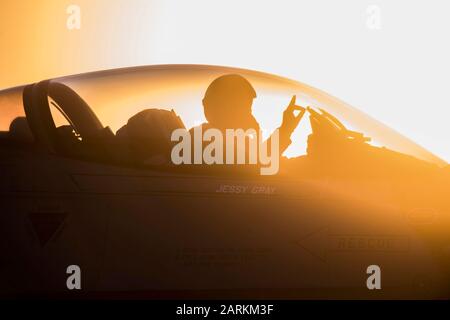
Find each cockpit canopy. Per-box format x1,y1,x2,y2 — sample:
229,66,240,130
0,64,446,168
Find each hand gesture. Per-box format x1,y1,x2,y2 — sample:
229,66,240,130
280,95,306,137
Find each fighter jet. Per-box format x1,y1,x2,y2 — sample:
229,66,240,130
0,64,448,299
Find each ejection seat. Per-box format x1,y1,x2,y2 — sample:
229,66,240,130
116,109,185,165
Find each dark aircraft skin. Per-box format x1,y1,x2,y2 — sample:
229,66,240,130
0,65,449,299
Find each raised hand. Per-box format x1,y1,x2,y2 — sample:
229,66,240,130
280,95,306,137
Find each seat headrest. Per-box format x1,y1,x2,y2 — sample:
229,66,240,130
117,108,185,141
9,117,34,143
116,108,186,162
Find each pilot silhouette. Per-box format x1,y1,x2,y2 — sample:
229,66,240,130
192,74,306,155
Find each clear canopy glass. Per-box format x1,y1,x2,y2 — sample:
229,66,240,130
0,65,446,167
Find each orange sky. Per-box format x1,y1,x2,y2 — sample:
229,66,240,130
0,0,158,89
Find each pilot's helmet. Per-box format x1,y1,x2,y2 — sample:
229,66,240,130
203,74,257,127
204,74,256,102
